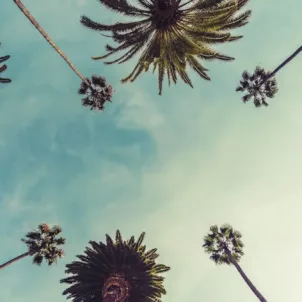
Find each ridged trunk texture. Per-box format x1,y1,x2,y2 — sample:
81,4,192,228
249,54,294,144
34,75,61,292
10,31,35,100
13,0,91,87
0,252,30,270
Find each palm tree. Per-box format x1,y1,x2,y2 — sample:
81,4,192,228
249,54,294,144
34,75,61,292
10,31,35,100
0,223,65,270
61,230,170,301
13,0,113,111
0,43,11,84
236,45,302,107
203,224,267,302
236,66,278,107
79,75,114,111
81,0,252,95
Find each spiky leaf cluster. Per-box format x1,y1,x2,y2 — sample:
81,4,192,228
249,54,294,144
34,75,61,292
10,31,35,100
236,66,278,107
79,75,114,111
0,43,11,84
60,230,170,301
21,223,65,266
203,224,244,265
81,0,252,94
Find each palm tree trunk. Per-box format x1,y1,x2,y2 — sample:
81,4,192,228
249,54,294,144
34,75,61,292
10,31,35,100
260,45,302,85
0,251,30,270
13,0,91,87
230,258,267,302
222,243,267,302
224,248,267,302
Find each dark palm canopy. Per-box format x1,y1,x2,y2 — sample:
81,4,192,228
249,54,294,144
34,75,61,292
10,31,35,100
236,66,278,107
79,75,114,111
0,43,11,84
81,0,252,94
203,224,244,265
22,223,65,266
61,230,170,301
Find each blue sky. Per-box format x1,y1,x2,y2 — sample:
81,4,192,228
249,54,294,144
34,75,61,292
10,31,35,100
0,0,302,301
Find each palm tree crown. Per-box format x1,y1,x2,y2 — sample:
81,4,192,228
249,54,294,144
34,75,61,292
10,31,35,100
21,223,66,266
203,224,267,302
79,75,114,111
81,0,252,94
61,230,170,301
0,43,11,84
236,66,278,107
203,224,244,264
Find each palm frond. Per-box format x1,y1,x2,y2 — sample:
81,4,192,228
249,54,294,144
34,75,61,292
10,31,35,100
0,45,11,84
61,230,170,301
81,16,149,32
32,254,43,266
97,0,149,16
83,0,251,94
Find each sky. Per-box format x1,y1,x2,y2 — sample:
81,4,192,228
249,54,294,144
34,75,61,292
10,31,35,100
0,0,302,301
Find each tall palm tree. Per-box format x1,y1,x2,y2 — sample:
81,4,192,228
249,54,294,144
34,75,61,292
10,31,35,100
236,45,302,107
61,230,170,301
81,0,252,95
203,224,267,302
13,0,113,111
0,223,65,270
0,43,11,84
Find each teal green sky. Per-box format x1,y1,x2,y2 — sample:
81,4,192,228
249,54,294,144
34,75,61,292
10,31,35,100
0,0,302,301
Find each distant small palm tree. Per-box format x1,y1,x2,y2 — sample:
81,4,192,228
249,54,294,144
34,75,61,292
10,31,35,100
0,43,11,84
203,224,267,302
0,223,65,270
61,230,170,301
236,45,302,107
13,0,113,111
79,75,114,111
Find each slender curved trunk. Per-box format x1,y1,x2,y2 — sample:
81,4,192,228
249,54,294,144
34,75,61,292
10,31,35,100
224,246,267,302
230,257,267,302
260,45,302,85
13,0,91,87
0,252,30,270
